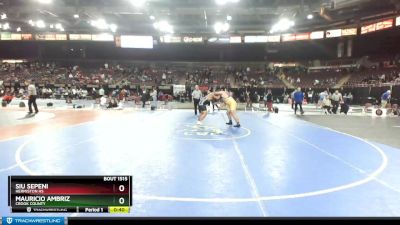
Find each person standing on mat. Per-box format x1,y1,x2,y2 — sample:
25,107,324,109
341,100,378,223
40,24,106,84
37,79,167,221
264,89,273,112
331,90,342,114
26,79,39,114
381,90,391,108
192,85,202,116
293,87,304,115
214,90,241,128
150,86,157,111
141,89,148,108
196,91,214,125
290,89,296,109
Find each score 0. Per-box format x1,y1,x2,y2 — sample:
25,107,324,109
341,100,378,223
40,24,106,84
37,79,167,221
117,184,126,205
118,184,126,205
118,184,125,192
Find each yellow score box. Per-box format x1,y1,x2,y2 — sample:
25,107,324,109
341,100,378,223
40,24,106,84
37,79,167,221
109,206,130,214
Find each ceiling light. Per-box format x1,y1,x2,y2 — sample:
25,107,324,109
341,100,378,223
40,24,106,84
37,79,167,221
153,22,159,29
214,21,229,34
55,23,62,30
36,20,46,28
216,0,228,5
16,27,21,32
215,0,238,5
131,0,146,8
50,24,54,29
208,37,217,42
227,15,232,21
91,19,108,30
154,20,173,34
270,18,294,33
150,15,155,20
38,0,52,4
1,13,6,20
91,19,117,32
307,14,313,19
2,22,10,30
109,24,117,33
74,14,79,19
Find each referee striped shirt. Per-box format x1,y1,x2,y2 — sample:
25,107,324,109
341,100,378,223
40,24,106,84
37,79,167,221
192,90,202,100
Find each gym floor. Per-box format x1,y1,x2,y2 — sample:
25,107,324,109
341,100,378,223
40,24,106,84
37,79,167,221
1,106,400,216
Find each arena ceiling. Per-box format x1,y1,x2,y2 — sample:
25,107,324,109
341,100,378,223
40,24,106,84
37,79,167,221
0,0,399,35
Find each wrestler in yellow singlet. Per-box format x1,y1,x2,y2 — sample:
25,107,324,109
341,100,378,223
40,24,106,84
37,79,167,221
224,96,237,112
214,90,241,128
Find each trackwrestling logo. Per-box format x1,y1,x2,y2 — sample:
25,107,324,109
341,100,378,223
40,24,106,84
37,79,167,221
174,124,250,140
2,217,64,225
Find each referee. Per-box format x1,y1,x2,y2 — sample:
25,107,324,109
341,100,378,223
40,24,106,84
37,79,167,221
26,79,39,114
192,85,202,115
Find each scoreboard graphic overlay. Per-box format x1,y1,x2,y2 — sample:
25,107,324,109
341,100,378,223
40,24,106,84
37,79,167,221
8,176,132,214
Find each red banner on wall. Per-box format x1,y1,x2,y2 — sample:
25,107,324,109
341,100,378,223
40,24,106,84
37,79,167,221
361,24,376,34
282,34,296,42
199,86,209,91
376,19,393,31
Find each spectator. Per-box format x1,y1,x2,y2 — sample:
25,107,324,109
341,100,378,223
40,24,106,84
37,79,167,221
71,87,77,99
100,95,107,108
151,87,158,110
252,91,260,109
141,90,148,108
2,92,13,104
119,89,127,102
318,90,328,108
107,97,118,109
290,90,296,109
99,87,105,97
331,90,343,114
41,87,47,98
322,96,333,114
381,90,391,108
346,92,353,105
293,87,304,115
307,88,314,104
264,89,273,112
18,87,25,98
81,89,88,98
244,90,251,108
